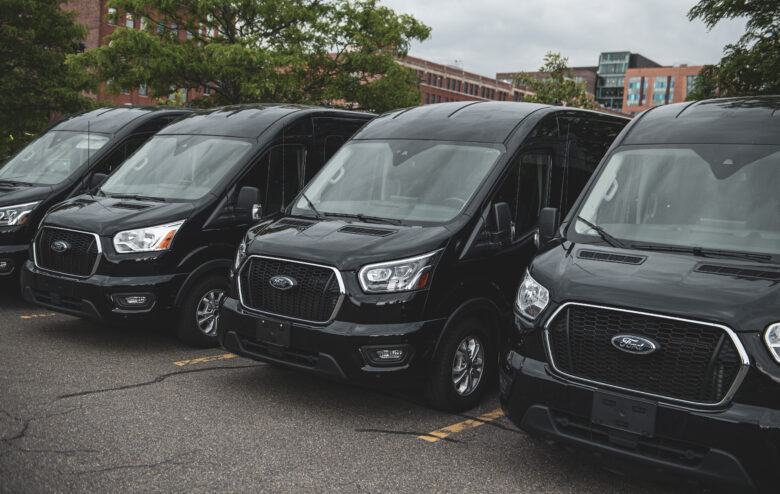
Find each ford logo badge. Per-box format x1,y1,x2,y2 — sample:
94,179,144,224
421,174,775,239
269,275,297,291
611,334,659,355
50,240,71,254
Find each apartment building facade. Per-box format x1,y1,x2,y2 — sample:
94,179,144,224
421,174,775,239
398,56,532,106
621,65,703,115
595,52,660,111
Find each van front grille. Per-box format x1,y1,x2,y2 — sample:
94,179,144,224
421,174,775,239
35,227,100,277
546,304,745,405
239,257,342,323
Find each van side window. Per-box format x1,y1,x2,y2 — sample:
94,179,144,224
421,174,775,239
494,151,551,240
561,115,624,212
236,145,303,214
94,136,149,175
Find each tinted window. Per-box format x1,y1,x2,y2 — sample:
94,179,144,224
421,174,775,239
237,145,303,214
494,151,551,240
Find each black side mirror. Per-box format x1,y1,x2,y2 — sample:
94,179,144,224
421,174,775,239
538,207,560,247
488,202,513,247
236,186,260,222
90,173,108,190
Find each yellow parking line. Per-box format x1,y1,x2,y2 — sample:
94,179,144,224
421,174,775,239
173,353,237,367
19,313,58,319
419,408,504,443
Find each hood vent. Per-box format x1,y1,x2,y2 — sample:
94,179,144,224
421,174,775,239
338,225,397,237
694,263,780,281
275,217,318,230
111,202,151,210
577,250,646,265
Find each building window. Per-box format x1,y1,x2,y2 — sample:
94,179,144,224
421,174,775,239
186,30,193,39
427,73,432,85
425,93,430,104
436,95,441,103
125,12,134,28
156,20,165,35
686,75,697,97
653,77,668,90
107,7,117,25
138,84,148,96
170,23,179,37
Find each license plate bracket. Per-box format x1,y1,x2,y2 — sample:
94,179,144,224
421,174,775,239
591,391,657,437
256,318,291,348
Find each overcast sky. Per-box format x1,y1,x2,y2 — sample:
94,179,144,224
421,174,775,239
380,0,747,77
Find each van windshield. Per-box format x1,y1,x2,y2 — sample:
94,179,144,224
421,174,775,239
100,135,253,201
292,140,503,224
572,145,780,260
0,131,110,185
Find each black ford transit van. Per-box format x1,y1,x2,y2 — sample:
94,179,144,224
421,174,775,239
218,101,628,411
0,106,190,280
500,97,780,492
21,105,373,346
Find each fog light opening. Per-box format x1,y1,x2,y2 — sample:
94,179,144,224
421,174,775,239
0,260,13,274
111,293,155,310
361,345,412,367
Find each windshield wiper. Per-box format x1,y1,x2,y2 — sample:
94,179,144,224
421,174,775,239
630,243,774,263
0,179,31,187
300,192,324,220
109,193,166,202
323,212,402,226
575,216,625,248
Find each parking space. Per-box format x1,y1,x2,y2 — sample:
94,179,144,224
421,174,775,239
0,286,706,493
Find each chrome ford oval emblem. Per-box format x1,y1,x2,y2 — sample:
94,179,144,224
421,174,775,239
611,334,659,355
50,240,70,253
269,275,297,291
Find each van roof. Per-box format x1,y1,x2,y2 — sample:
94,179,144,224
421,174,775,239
54,106,191,134
623,96,780,146
354,101,615,144
159,104,372,138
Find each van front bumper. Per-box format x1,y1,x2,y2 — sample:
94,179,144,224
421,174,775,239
20,260,185,323
499,351,780,492
218,296,445,382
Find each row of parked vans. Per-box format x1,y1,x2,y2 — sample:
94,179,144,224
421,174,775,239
1,97,778,492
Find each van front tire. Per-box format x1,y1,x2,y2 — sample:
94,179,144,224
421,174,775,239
175,274,228,348
426,317,493,412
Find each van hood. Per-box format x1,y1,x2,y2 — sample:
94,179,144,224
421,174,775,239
245,216,451,271
532,242,780,333
0,184,54,207
42,195,196,236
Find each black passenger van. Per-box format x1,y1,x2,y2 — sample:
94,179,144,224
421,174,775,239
218,101,628,411
500,97,780,492
0,106,190,280
21,105,373,346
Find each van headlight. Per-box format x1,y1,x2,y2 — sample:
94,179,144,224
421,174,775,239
358,250,440,293
113,220,184,253
234,235,249,270
0,201,40,226
764,323,780,364
515,271,549,320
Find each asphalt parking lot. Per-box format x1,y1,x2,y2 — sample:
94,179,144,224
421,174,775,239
0,283,709,493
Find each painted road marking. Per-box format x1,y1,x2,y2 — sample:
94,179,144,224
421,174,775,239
419,408,505,443
173,353,237,367
19,313,58,319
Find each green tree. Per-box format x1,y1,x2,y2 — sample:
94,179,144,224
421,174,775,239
513,52,595,109
687,0,780,99
0,0,97,158
73,0,430,112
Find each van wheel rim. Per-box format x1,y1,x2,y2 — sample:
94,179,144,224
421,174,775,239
196,289,224,337
451,336,484,396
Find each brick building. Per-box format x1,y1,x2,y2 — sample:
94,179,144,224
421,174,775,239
621,65,703,115
397,56,532,106
64,0,200,105
495,67,598,95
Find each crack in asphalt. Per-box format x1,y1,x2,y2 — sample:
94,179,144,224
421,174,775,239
354,428,460,443
56,364,266,399
0,406,99,458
